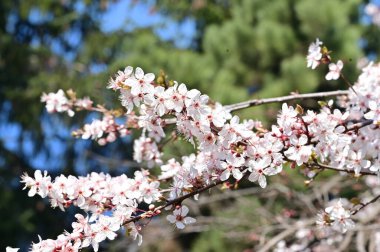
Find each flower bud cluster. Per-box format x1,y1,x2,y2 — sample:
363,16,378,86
41,89,93,117
20,170,159,251
316,199,355,233
75,114,129,145
306,39,344,80
41,89,129,145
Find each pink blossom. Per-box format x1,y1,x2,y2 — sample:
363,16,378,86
284,135,313,166
107,66,133,90
21,170,51,198
248,156,276,188
306,38,323,69
325,60,344,80
41,89,74,116
126,67,155,96
166,205,196,229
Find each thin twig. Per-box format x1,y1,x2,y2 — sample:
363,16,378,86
122,179,224,225
340,73,358,95
312,161,377,176
223,90,349,112
344,119,374,132
164,90,353,125
351,194,380,215
338,231,354,252
257,219,315,252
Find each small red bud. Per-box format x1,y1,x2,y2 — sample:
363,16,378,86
290,162,296,169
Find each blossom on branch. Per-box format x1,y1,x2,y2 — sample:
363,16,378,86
325,60,344,80
317,199,355,233
306,38,323,69
30,52,380,251
41,89,75,117
166,205,196,229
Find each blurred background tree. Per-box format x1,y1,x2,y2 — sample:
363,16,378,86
1,0,378,251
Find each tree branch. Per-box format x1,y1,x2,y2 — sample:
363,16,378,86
223,90,349,112
257,219,315,252
351,194,380,215
311,161,378,176
122,179,225,226
345,119,374,132
164,90,351,125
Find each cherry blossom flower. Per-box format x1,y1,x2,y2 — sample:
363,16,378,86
208,103,231,128
325,60,344,80
153,86,168,116
133,136,162,168
126,67,155,96
125,223,143,246
72,214,90,233
219,155,244,181
159,158,181,180
6,247,19,252
364,100,380,123
21,170,51,198
75,97,93,110
41,89,74,117
79,115,129,145
284,135,313,166
119,89,135,113
324,199,355,233
92,215,120,243
185,89,211,118
166,205,196,229
346,150,371,175
107,66,133,90
369,160,380,174
164,82,187,113
277,103,298,134
248,156,276,188
140,180,161,204
306,38,323,69
81,118,106,140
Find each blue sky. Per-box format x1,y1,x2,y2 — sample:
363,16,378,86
17,0,196,59
100,0,196,48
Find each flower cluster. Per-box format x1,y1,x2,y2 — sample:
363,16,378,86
28,213,142,252
20,170,161,251
306,39,344,80
41,89,76,117
30,40,380,251
74,114,130,145
305,40,380,176
21,169,161,211
41,89,130,145
306,38,323,69
133,136,162,168
316,199,355,233
41,89,93,117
